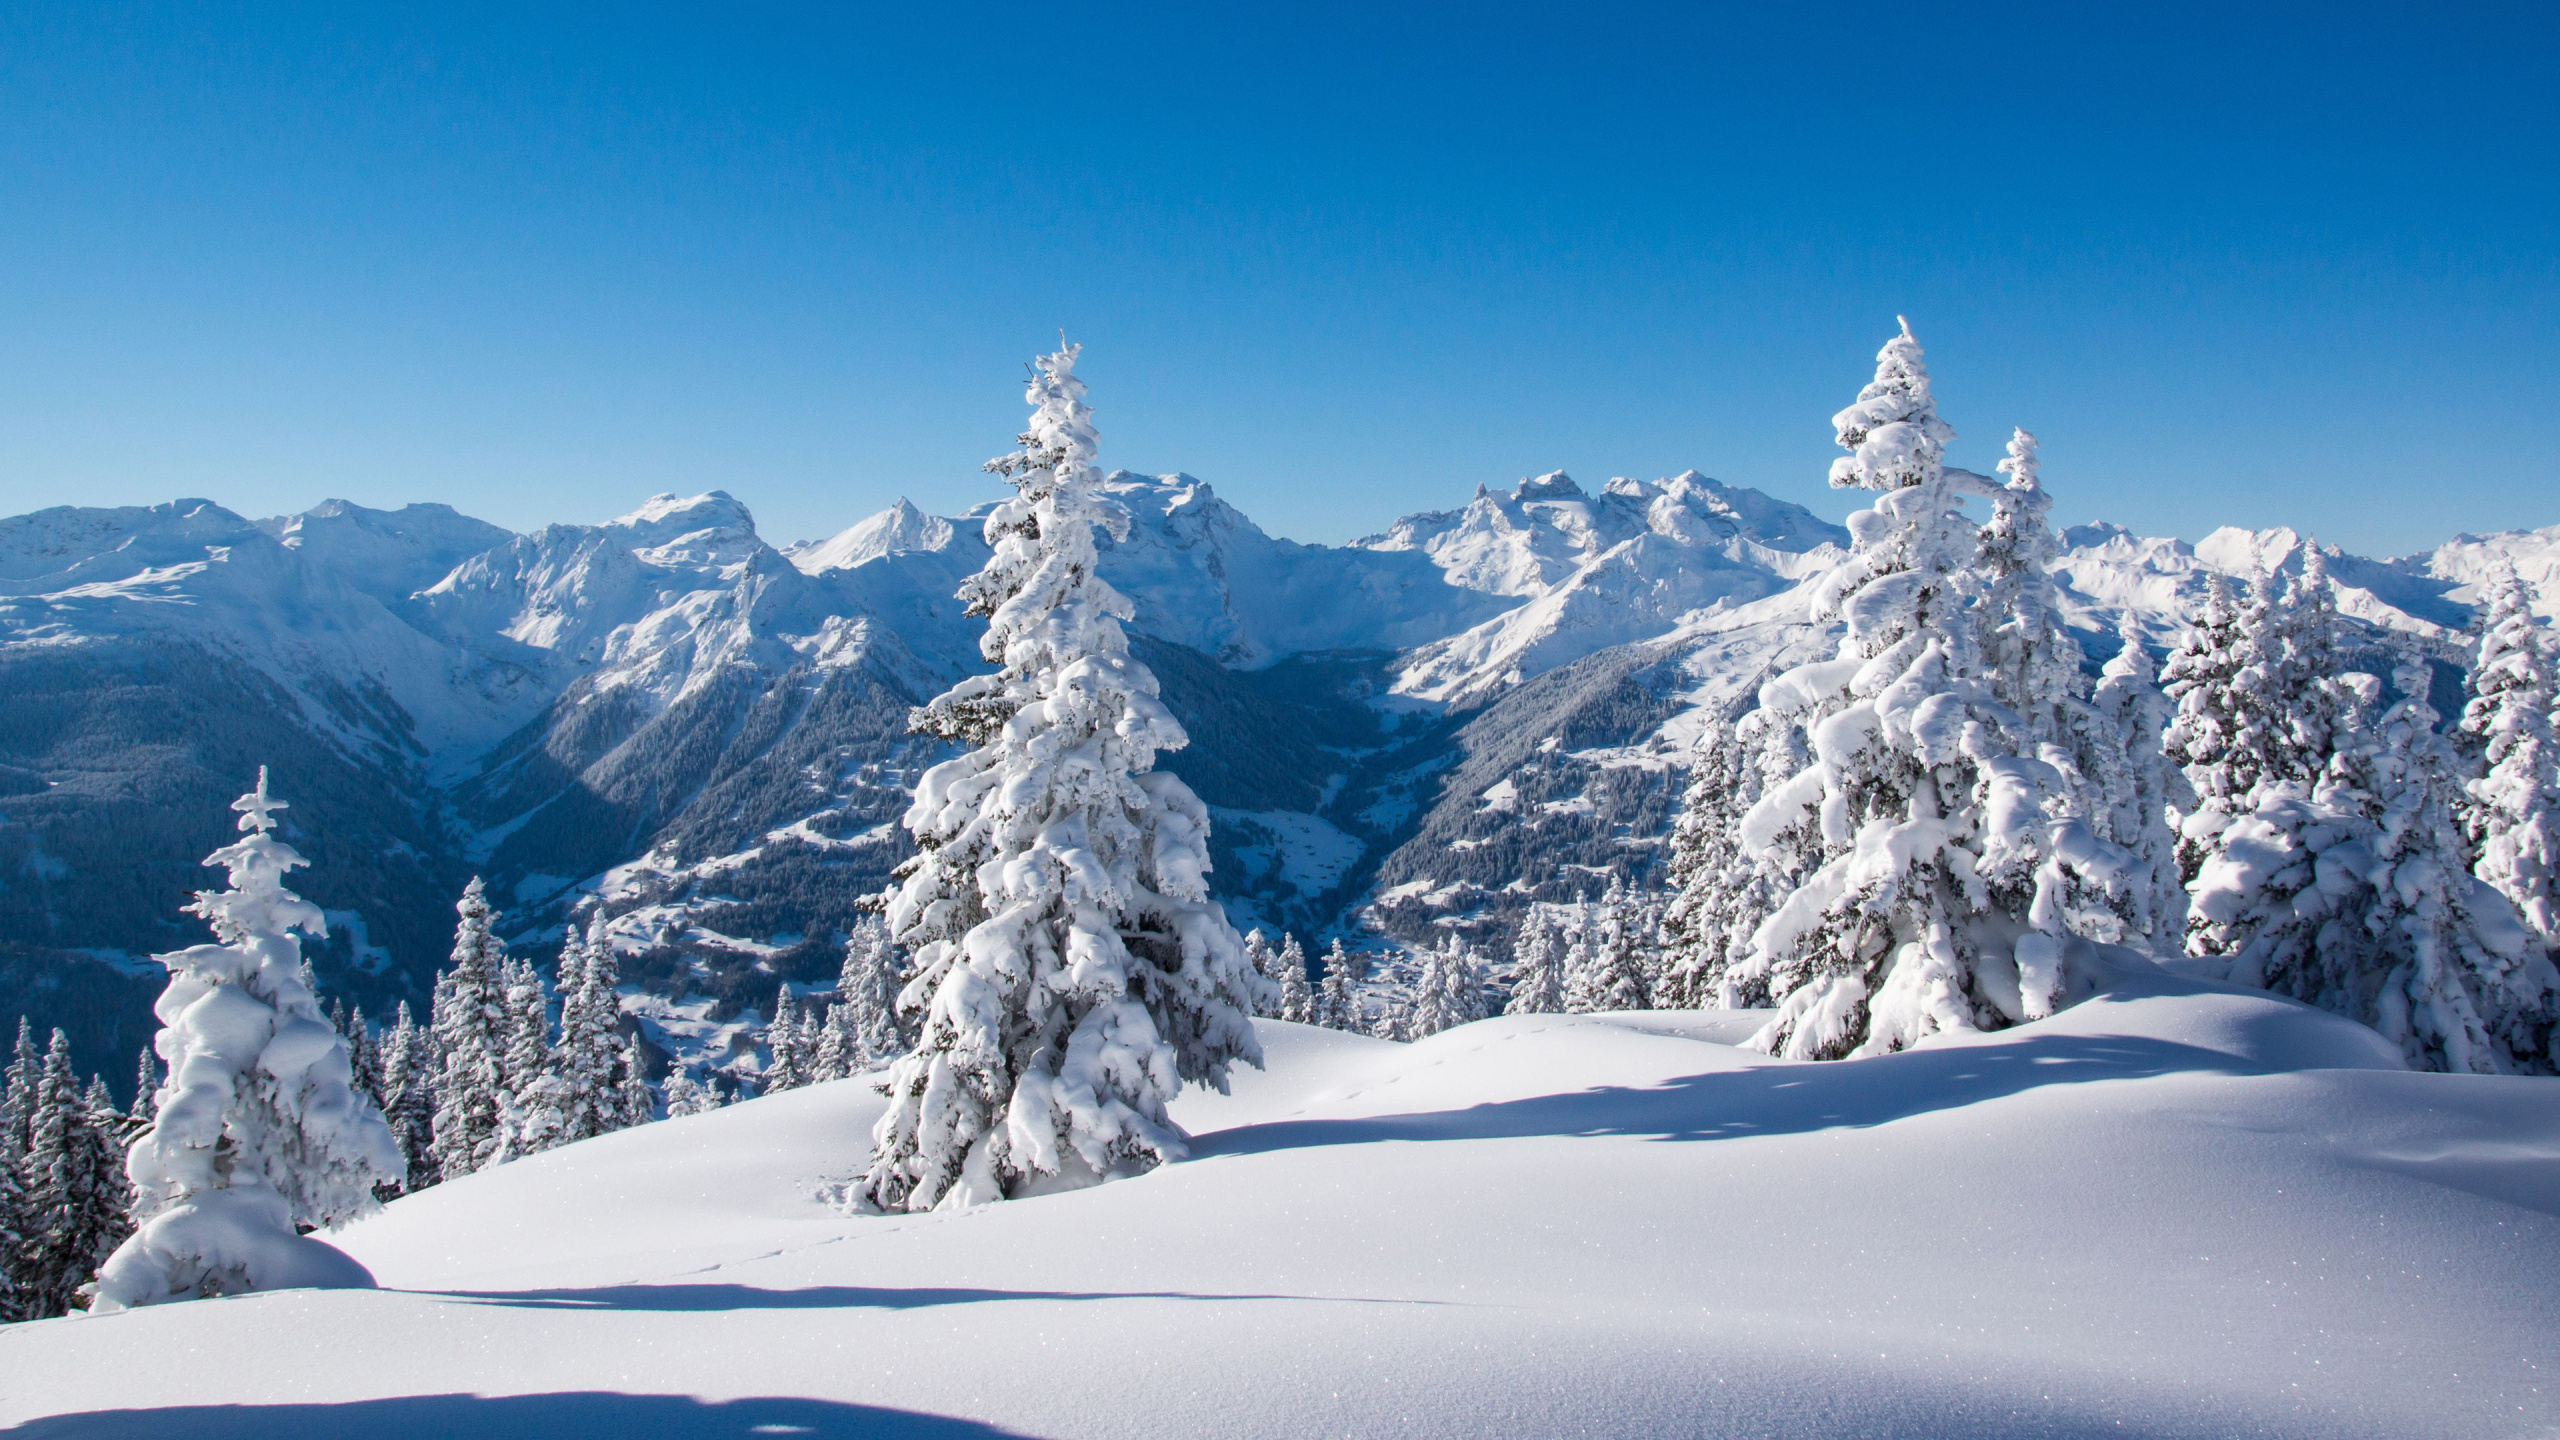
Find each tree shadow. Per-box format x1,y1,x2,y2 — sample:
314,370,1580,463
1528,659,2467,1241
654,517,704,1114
1193,1031,2260,1159
429,1284,1358,1313
7,1392,1036,1440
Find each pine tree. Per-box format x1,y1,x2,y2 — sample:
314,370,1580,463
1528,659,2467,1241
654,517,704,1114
131,1047,160,1129
375,1002,437,1193
1316,940,1364,1033
2458,568,2559,952
0,1096,25,1323
2092,617,2190,950
614,1035,657,1128
1504,908,1569,1016
1567,884,1652,1013
20,1030,128,1316
1273,934,1315,1025
1403,940,1459,1040
1243,931,1282,1019
1658,707,1778,1008
3,1017,38,1160
817,917,903,1079
765,989,814,1094
1722,322,2128,1058
339,1006,384,1114
428,878,509,1181
92,769,400,1310
663,1069,724,1118
552,919,626,1142
860,344,1267,1211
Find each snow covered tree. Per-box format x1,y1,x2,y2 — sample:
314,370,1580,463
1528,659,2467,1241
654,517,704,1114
816,916,904,1079
375,1002,436,1193
2092,617,2190,950
1316,940,1364,1033
1412,934,1486,1038
1566,884,1652,1013
2458,569,2559,953
428,878,509,1181
1243,931,1280,1018
0,1104,24,1323
613,1035,656,1128
1659,708,1778,1009
858,344,1268,1212
3,1017,37,1159
551,919,626,1142
1272,934,1315,1024
1504,907,1568,1015
92,770,400,1310
130,1047,159,1129
764,989,815,1094
663,1069,724,1118
19,1029,129,1315
1722,322,2130,1058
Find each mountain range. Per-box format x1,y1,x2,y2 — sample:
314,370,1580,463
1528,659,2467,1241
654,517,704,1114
3,469,2552,1084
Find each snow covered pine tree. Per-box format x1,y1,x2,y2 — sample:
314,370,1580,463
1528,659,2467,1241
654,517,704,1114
858,343,1267,1212
1721,321,2130,1059
91,769,400,1309
1504,908,1569,1016
428,878,510,1180
2459,566,2560,954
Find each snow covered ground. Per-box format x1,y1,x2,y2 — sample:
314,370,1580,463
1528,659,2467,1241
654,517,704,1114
6,962,2557,1439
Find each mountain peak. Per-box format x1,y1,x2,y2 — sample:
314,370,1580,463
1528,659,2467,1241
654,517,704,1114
1514,471,1583,500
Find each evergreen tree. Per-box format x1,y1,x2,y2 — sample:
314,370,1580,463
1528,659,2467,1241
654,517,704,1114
1316,940,1364,1033
2092,617,2190,950
817,917,904,1079
552,919,626,1143
663,1069,724,1118
614,1035,657,1128
1567,885,1652,1013
3,1017,38,1160
1723,322,2128,1058
131,1047,160,1129
1243,931,1281,1019
860,344,1266,1211
1273,934,1315,1025
428,878,509,1181
2458,568,2559,952
375,1002,437,1193
1659,708,1776,1008
1504,908,1569,1016
338,1006,384,1114
0,1097,24,1323
765,989,814,1094
20,1030,128,1316
93,769,400,1310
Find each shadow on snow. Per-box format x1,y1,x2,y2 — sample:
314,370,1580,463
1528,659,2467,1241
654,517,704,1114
1193,1030,2264,1159
8,1392,1035,1440
426,1283,1402,1313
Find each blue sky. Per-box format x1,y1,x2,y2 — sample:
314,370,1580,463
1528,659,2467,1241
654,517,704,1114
0,3,2551,555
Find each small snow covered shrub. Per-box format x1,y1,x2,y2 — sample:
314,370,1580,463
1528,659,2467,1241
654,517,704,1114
858,344,1267,1212
91,769,400,1310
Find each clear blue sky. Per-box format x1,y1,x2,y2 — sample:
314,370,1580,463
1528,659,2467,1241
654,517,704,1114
1,3,2551,556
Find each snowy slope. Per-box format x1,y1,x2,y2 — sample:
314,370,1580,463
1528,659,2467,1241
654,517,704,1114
8,965,2556,1439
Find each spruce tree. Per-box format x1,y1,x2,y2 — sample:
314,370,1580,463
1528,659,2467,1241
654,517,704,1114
1723,322,2128,1058
131,1047,160,1128
1567,885,1652,1013
614,1035,657,1128
2092,617,2190,950
3,1017,38,1160
1316,940,1364,1033
21,1030,127,1316
818,917,903,1078
1504,907,1569,1016
765,989,813,1094
552,919,626,1142
427,878,509,1181
1273,934,1315,1024
663,1069,724,1118
1658,708,1776,1008
860,344,1266,1211
375,1002,437,1193
2458,569,2559,951
92,769,400,1310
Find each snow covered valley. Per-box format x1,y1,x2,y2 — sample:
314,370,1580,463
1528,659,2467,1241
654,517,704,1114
8,961,2555,1439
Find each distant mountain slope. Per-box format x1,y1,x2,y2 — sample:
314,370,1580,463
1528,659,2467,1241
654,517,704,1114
0,471,2551,1087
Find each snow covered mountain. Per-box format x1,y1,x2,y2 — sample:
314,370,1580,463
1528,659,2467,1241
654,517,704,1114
1,471,2553,1088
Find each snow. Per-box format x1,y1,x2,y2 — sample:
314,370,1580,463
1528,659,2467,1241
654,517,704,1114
8,963,2555,1436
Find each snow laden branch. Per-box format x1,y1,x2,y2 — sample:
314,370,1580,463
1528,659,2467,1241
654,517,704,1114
1704,321,2141,1060
92,768,400,1310
859,343,1267,1212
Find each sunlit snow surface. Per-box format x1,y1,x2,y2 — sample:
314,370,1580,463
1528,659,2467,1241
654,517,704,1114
7,961,2557,1439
